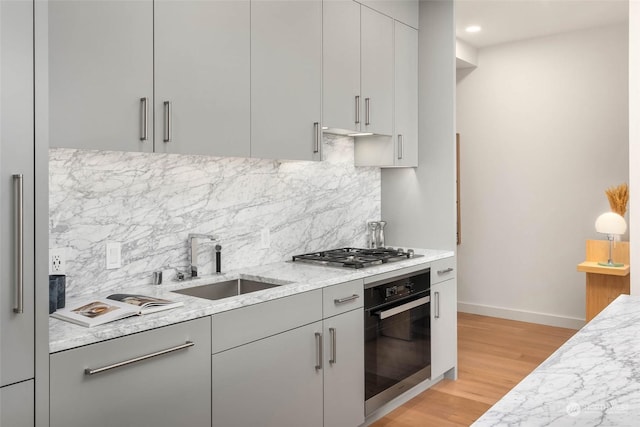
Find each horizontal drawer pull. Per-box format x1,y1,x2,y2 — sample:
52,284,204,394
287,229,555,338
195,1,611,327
84,341,194,376
334,294,360,304
437,268,454,275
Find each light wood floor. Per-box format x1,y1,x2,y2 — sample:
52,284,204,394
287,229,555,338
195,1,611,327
372,312,577,427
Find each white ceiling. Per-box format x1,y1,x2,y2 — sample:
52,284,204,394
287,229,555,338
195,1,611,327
456,0,629,48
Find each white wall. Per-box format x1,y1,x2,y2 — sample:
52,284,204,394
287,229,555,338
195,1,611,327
630,1,639,296
456,24,629,328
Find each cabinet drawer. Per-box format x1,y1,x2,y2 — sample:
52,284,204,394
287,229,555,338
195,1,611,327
211,289,322,354
323,279,363,318
50,317,211,427
431,257,456,284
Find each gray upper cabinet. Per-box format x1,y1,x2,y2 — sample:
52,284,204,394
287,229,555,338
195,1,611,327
154,0,250,157
1,0,35,390
250,0,322,161
49,0,154,152
358,0,419,29
323,0,361,134
394,21,419,167
361,6,394,136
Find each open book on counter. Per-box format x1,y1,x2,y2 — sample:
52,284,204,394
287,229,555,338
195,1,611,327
50,294,184,327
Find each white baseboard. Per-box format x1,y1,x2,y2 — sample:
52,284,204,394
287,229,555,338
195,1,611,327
458,301,585,330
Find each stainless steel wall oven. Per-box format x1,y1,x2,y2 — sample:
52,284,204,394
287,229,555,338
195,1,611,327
364,268,431,415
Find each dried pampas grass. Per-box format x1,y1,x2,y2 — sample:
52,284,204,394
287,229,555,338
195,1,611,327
605,183,629,216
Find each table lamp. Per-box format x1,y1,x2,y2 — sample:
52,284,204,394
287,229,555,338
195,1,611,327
595,212,627,267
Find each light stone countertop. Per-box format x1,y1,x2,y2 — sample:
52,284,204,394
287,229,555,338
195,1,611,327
49,248,453,354
473,294,640,426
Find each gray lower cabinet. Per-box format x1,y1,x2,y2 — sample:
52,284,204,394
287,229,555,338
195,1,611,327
49,0,154,152
50,317,211,427
212,321,324,427
0,380,34,427
431,257,458,379
250,0,322,161
154,0,250,157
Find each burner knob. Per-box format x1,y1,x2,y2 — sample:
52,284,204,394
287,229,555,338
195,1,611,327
397,248,404,254
407,249,415,258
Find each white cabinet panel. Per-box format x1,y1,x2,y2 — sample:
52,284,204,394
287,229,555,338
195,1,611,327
0,381,34,427
251,0,322,161
50,317,211,427
359,0,419,29
49,0,154,152
212,321,324,427
394,21,419,167
323,0,361,133
361,6,393,136
1,0,35,388
431,279,458,379
155,0,250,157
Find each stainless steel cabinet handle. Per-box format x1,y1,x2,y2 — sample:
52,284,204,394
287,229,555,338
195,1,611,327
365,98,371,125
334,294,359,305
313,122,320,154
434,291,440,319
314,332,323,370
140,97,149,141
437,267,454,275
163,101,172,143
398,134,404,160
329,328,337,365
355,95,360,125
376,296,430,320
84,341,194,376
13,174,24,314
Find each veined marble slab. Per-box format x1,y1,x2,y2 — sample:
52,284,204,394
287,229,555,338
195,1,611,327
49,248,453,353
473,294,640,426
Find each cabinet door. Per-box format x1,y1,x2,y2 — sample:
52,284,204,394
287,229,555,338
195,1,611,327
212,321,323,427
250,0,322,161
1,0,35,388
431,279,458,379
155,0,250,157
361,6,393,136
0,381,34,427
323,309,364,427
50,317,211,427
323,0,361,133
359,0,419,29
49,0,153,152
394,21,418,167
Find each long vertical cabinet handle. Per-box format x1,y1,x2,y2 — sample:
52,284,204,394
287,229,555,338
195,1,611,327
355,96,360,125
313,122,320,154
314,332,323,370
163,101,172,143
140,97,149,141
13,174,24,314
365,98,371,125
398,134,404,160
329,328,337,364
434,291,440,319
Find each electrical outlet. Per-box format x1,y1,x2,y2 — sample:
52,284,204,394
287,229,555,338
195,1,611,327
260,228,271,249
49,247,66,275
106,242,122,269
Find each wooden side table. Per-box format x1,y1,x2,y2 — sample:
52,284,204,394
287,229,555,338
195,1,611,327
577,240,630,322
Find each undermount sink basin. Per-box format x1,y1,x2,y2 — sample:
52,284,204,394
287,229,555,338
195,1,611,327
172,278,281,301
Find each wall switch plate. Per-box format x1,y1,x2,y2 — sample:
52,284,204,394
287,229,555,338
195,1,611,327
106,242,122,269
260,228,271,249
49,247,67,275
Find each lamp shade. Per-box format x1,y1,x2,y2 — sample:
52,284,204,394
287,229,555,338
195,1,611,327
595,212,627,235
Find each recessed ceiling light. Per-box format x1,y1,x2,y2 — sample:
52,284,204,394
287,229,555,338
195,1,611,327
465,25,482,33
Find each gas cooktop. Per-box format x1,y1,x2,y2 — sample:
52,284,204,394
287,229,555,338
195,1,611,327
291,247,420,269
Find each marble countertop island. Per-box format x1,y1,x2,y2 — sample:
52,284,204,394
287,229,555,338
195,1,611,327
49,248,453,353
473,295,640,426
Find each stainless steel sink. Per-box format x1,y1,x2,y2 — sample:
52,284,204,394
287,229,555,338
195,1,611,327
172,278,281,301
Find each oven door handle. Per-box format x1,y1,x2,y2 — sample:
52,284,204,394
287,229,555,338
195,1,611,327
375,296,430,320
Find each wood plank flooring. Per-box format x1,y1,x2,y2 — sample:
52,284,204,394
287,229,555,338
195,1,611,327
372,312,577,427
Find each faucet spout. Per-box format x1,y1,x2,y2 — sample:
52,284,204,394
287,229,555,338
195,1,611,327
188,233,217,278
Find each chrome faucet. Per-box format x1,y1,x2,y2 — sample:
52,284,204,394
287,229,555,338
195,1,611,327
188,233,217,278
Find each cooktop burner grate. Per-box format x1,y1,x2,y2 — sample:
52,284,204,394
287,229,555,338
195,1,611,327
292,247,419,269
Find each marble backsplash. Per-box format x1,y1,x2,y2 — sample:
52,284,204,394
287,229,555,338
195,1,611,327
49,135,381,298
